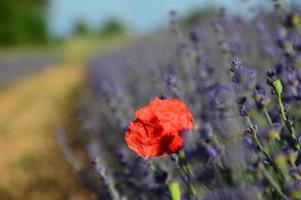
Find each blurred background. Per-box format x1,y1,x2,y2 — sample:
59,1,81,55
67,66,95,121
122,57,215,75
0,0,301,200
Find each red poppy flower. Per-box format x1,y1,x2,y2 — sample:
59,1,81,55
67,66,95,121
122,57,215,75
125,97,193,157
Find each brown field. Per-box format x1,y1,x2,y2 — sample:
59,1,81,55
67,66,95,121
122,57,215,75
0,63,94,200
0,34,130,200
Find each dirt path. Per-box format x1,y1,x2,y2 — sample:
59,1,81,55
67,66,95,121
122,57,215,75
0,63,93,200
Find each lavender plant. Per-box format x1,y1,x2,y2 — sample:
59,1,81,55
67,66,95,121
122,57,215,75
61,1,301,199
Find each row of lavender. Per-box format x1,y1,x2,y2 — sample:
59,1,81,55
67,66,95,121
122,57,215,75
60,1,301,199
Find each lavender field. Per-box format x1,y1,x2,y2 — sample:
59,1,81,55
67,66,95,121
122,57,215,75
54,1,301,200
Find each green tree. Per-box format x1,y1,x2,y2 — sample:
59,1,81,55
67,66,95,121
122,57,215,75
181,7,219,27
99,19,125,36
0,0,48,45
72,19,90,36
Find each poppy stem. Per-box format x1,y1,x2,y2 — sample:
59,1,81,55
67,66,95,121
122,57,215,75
168,181,181,200
175,151,197,199
272,80,301,153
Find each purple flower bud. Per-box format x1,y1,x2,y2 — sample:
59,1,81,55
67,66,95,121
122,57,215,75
256,21,265,32
231,66,257,90
266,68,276,78
207,146,218,157
163,74,177,86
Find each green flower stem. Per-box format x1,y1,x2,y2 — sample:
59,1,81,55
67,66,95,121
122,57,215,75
246,111,286,198
272,79,301,152
245,117,270,160
245,116,285,181
108,181,120,200
276,90,301,153
176,151,197,199
254,134,270,159
263,107,273,127
94,158,120,200
148,160,177,200
177,151,192,176
262,168,287,199
277,94,287,121
168,182,181,200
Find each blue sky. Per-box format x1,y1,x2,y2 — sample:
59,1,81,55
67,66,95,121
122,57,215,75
48,0,298,36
